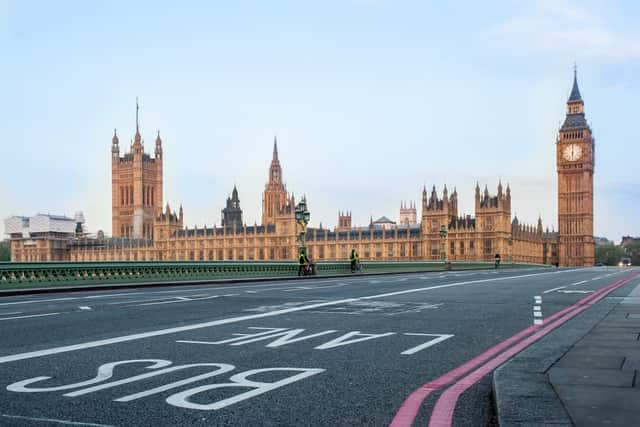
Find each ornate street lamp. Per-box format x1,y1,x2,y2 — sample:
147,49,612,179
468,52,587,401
439,224,447,262
295,198,310,255
508,234,513,264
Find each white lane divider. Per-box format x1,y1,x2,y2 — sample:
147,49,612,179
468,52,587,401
533,296,543,325
569,280,588,287
543,285,566,294
0,313,60,322
0,312,22,316
79,306,92,311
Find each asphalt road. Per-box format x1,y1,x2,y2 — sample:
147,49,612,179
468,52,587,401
0,266,638,427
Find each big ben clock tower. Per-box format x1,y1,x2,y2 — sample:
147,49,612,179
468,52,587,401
557,69,595,266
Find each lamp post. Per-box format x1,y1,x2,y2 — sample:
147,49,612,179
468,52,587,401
295,198,310,255
439,224,447,263
508,234,513,264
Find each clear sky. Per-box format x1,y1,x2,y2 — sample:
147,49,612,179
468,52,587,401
1,0,639,243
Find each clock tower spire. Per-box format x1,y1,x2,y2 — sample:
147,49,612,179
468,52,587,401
557,67,595,266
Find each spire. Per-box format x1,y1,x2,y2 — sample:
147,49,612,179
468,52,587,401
112,129,119,145
155,130,161,145
273,136,279,162
568,64,582,102
133,98,142,146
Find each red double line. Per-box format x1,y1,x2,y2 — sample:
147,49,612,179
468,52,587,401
390,272,640,427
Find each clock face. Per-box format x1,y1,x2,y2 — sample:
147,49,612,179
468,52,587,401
563,144,583,161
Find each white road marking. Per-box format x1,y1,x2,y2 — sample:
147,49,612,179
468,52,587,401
0,297,77,307
1,414,115,427
0,312,60,322
400,333,454,355
591,277,602,281
569,280,588,286
78,306,92,311
0,269,582,364
0,311,22,316
558,290,594,294
245,291,258,294
533,295,543,325
314,331,396,349
543,286,566,294
223,293,240,297
136,296,220,307
107,296,185,305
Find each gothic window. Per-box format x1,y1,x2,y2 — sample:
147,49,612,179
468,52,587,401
459,241,465,255
450,240,455,255
484,239,492,255
430,241,438,256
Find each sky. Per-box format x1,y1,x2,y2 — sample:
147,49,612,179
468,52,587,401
1,0,639,243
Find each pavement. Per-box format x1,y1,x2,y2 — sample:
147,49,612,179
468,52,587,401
0,266,638,426
494,268,640,427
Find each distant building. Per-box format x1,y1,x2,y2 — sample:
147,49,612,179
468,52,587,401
372,216,396,230
399,201,417,225
221,185,243,230
111,100,163,240
4,214,79,261
621,236,640,247
7,71,596,265
594,236,614,247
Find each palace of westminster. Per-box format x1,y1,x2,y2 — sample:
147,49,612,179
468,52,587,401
6,72,595,266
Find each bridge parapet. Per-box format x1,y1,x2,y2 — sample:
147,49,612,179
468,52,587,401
0,261,549,292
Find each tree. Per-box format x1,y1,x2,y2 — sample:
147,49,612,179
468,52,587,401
0,240,10,261
622,241,640,266
595,244,624,266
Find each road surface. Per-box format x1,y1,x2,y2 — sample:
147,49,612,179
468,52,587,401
0,267,637,426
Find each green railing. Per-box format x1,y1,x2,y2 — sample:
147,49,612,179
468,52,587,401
0,261,549,291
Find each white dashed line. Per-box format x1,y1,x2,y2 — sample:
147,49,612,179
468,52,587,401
533,295,543,325
569,280,588,286
0,312,60,321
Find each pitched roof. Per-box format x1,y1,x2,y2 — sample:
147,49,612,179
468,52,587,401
568,72,582,102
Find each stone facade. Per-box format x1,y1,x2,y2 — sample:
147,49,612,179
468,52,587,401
556,71,595,266
111,101,163,240
8,73,594,266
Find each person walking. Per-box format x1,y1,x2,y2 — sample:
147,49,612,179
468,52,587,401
350,248,359,273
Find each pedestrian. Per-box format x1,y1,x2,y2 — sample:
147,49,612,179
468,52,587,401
350,248,359,273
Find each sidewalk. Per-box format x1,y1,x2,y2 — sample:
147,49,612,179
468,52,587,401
548,284,640,426
494,275,640,427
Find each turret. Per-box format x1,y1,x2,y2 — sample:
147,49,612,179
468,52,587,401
112,129,119,156
155,130,162,159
